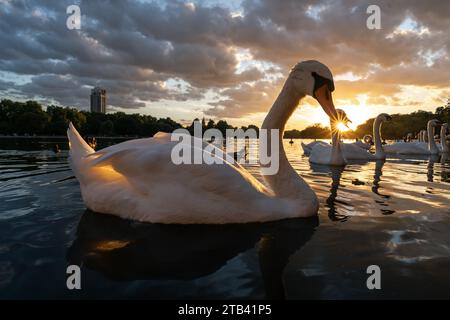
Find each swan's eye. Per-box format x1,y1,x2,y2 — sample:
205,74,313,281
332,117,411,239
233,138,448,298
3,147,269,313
312,72,334,99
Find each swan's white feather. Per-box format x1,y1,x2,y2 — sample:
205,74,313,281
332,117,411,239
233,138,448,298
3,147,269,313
383,142,430,154
301,141,328,156
303,141,371,158
68,124,315,224
341,143,377,160
308,143,334,165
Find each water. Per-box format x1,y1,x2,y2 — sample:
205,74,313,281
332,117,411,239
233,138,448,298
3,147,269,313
0,138,449,299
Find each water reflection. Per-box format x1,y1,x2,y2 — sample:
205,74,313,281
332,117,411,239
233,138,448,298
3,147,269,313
371,160,386,197
67,210,318,299
327,167,348,222
427,155,440,182
441,153,449,182
1,139,449,299
371,160,394,215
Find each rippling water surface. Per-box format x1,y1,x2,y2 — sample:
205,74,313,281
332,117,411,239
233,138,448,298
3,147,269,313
0,137,449,299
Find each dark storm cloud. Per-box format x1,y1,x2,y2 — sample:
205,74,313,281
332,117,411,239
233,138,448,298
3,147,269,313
0,79,16,91
206,0,450,117
0,0,449,117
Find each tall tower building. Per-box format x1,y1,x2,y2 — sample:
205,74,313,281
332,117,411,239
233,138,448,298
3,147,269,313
90,87,106,113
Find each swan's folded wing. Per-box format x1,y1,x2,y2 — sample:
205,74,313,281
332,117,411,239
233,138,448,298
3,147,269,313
153,131,172,142
87,148,140,167
86,141,271,198
91,132,175,157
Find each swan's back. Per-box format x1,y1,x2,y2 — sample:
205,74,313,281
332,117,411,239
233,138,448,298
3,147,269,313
309,143,332,165
341,143,375,160
383,141,429,154
352,140,371,150
301,141,327,156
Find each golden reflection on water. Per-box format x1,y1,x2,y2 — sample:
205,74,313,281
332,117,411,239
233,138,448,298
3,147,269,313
243,139,450,220
95,240,130,251
2,142,449,299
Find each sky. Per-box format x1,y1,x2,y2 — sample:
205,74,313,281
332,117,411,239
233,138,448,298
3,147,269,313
0,0,449,129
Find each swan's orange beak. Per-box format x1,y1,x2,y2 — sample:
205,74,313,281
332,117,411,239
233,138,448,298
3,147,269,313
314,85,338,122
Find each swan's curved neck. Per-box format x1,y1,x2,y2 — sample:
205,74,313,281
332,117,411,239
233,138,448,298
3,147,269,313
442,125,449,153
261,81,302,132
427,122,438,152
260,80,315,200
373,117,385,158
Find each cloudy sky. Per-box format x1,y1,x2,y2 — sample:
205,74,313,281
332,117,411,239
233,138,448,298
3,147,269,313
0,0,449,129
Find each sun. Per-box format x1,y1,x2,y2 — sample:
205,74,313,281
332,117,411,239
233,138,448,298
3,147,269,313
336,122,349,132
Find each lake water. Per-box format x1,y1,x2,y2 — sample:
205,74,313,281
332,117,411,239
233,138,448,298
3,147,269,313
0,137,449,299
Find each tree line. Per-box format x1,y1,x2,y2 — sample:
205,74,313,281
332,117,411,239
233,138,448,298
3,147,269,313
285,100,450,140
1,98,448,139
0,99,258,137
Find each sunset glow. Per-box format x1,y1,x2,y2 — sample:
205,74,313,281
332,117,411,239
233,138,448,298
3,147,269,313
1,0,449,302
0,1,448,130
336,122,349,132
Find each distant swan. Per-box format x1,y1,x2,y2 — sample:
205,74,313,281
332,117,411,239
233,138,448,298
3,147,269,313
301,124,376,157
308,113,390,163
440,123,449,153
308,110,347,166
353,140,371,150
384,120,440,155
342,113,391,160
417,129,426,142
302,139,370,157
68,60,339,224
301,140,329,156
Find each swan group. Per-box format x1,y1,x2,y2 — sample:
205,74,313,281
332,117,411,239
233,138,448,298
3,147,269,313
383,119,443,155
67,59,449,225
306,112,391,165
342,113,391,160
306,109,346,166
68,60,339,224
439,123,449,153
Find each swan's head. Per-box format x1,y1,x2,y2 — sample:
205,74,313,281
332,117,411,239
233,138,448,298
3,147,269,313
376,113,392,122
289,60,337,121
428,119,440,127
441,123,449,136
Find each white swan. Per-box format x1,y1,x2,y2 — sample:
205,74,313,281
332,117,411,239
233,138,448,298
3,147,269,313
383,120,440,155
308,113,390,163
421,129,428,142
301,140,329,156
308,110,347,166
301,137,370,156
342,113,391,160
68,60,339,224
418,129,426,142
353,140,371,150
441,123,449,153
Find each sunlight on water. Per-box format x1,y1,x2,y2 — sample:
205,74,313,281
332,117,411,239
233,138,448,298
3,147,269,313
243,140,450,219
0,138,449,299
